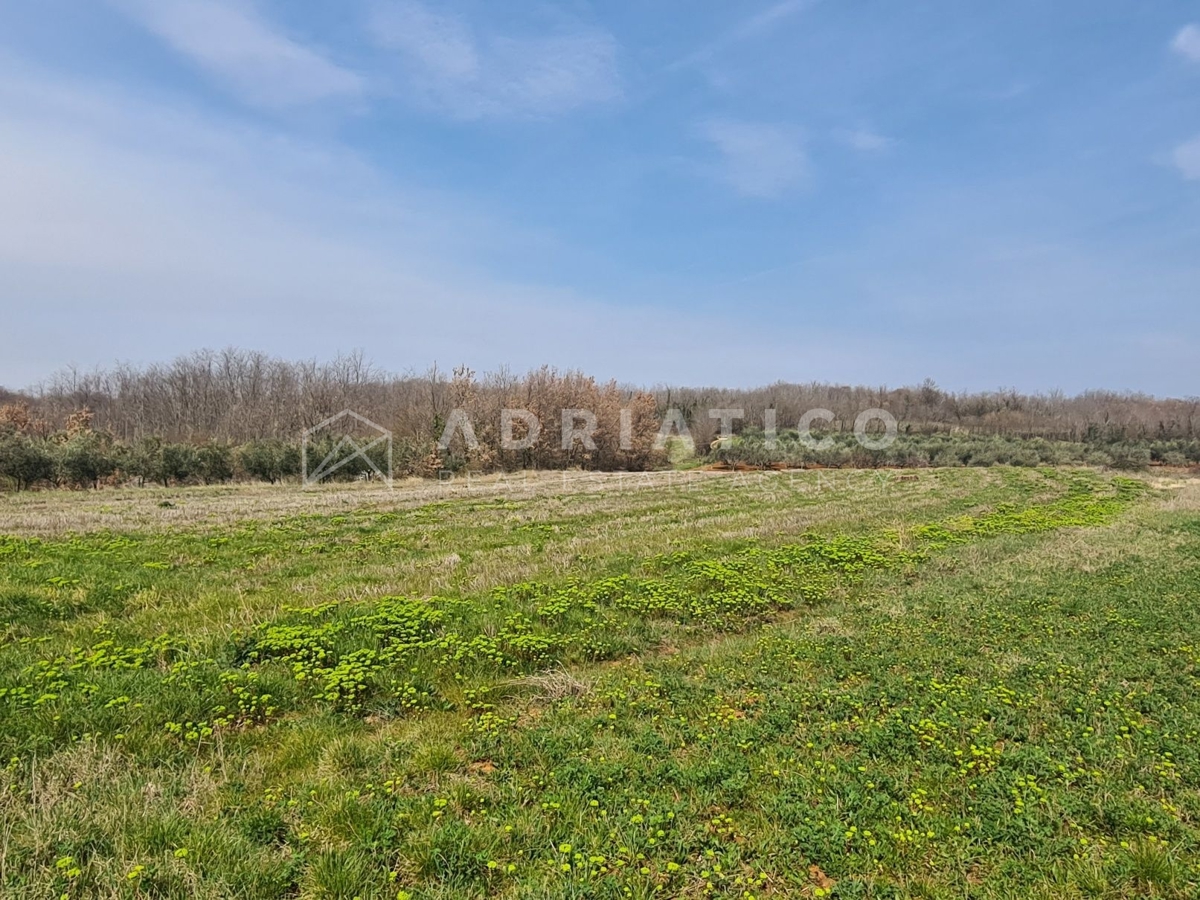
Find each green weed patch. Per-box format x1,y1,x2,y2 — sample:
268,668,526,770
0,473,1145,761
2,469,1188,899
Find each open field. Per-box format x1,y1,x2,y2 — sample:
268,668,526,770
2,468,1200,898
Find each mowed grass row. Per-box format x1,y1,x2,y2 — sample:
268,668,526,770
0,468,1196,898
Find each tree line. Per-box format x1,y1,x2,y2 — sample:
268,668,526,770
1,348,1197,490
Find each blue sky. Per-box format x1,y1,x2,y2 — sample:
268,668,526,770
1,1,1198,394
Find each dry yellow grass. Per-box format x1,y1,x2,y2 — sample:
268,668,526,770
1,467,994,640
0,468,973,539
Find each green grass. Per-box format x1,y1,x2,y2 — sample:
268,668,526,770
1,468,1198,898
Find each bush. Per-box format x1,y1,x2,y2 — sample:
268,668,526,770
161,443,200,485
238,440,300,484
1008,447,1042,467
57,433,117,489
196,443,235,483
300,434,389,482
931,449,963,467
0,431,55,490
1109,445,1152,471
968,448,999,467
811,444,853,468
120,437,163,486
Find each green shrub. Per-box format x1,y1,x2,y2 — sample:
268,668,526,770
237,440,300,484
1109,445,1152,470
57,432,116,489
161,443,200,484
0,431,55,490
931,449,963,467
195,443,234,483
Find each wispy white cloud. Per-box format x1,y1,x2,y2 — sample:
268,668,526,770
1173,134,1200,180
733,0,818,40
836,126,893,153
669,0,819,71
1171,23,1200,62
109,0,363,108
371,1,478,82
700,119,808,198
368,1,620,119
1,60,828,390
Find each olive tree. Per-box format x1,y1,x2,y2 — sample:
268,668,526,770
0,431,55,490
